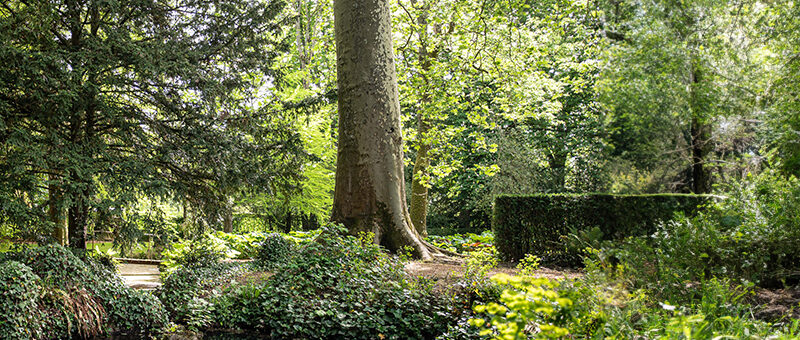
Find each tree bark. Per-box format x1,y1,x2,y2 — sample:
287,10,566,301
48,175,67,246
409,5,432,238
409,122,431,237
223,207,233,233
332,0,437,260
690,64,711,194
68,198,88,249
222,196,234,233
283,209,293,233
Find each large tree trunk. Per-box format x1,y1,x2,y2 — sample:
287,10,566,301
332,0,436,260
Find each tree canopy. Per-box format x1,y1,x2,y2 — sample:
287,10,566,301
0,0,308,246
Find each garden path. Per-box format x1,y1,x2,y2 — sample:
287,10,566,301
404,261,582,285
117,262,161,290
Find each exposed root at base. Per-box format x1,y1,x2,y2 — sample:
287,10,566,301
420,240,464,265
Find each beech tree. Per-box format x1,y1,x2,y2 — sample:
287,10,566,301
331,0,442,259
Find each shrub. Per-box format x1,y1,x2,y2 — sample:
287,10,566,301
254,232,294,266
469,274,572,339
1,244,168,338
493,193,712,264
590,172,800,288
0,261,43,339
160,235,234,276
160,225,457,339
427,231,495,255
213,231,269,259
157,261,243,323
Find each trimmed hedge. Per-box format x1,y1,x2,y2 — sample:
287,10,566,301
493,194,713,264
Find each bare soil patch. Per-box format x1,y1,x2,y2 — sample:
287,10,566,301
752,287,800,321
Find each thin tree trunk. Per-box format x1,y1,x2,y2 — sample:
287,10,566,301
48,175,67,246
409,118,431,237
222,196,234,233
332,0,438,259
409,5,432,237
223,207,233,233
68,198,88,249
283,209,293,233
690,64,711,194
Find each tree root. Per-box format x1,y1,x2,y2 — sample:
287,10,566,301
421,239,464,265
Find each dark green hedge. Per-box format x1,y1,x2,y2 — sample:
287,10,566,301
493,194,713,264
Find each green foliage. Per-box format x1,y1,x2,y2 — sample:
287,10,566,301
589,172,800,288
254,232,294,267
516,255,541,278
493,193,711,264
157,261,243,325
554,273,800,339
161,236,235,277
159,226,455,339
467,271,800,340
212,231,269,259
596,0,774,193
427,231,495,255
0,261,43,339
470,274,571,339
0,0,309,244
0,244,167,338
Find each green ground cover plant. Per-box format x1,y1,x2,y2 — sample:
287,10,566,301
159,225,459,339
0,245,167,338
427,231,495,255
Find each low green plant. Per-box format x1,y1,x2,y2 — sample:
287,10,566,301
469,274,572,339
0,244,167,338
159,224,456,339
0,261,43,339
157,261,243,323
582,172,800,291
427,231,495,255
494,193,711,264
161,235,236,277
254,232,294,267
516,254,541,277
212,231,268,259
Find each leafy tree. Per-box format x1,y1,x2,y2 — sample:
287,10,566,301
598,0,773,193
0,0,307,247
766,1,800,178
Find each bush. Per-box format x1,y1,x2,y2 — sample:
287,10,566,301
469,274,572,339
590,172,800,288
157,261,243,323
0,261,43,339
254,233,294,266
159,225,456,339
493,193,712,264
161,235,235,276
1,244,168,338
